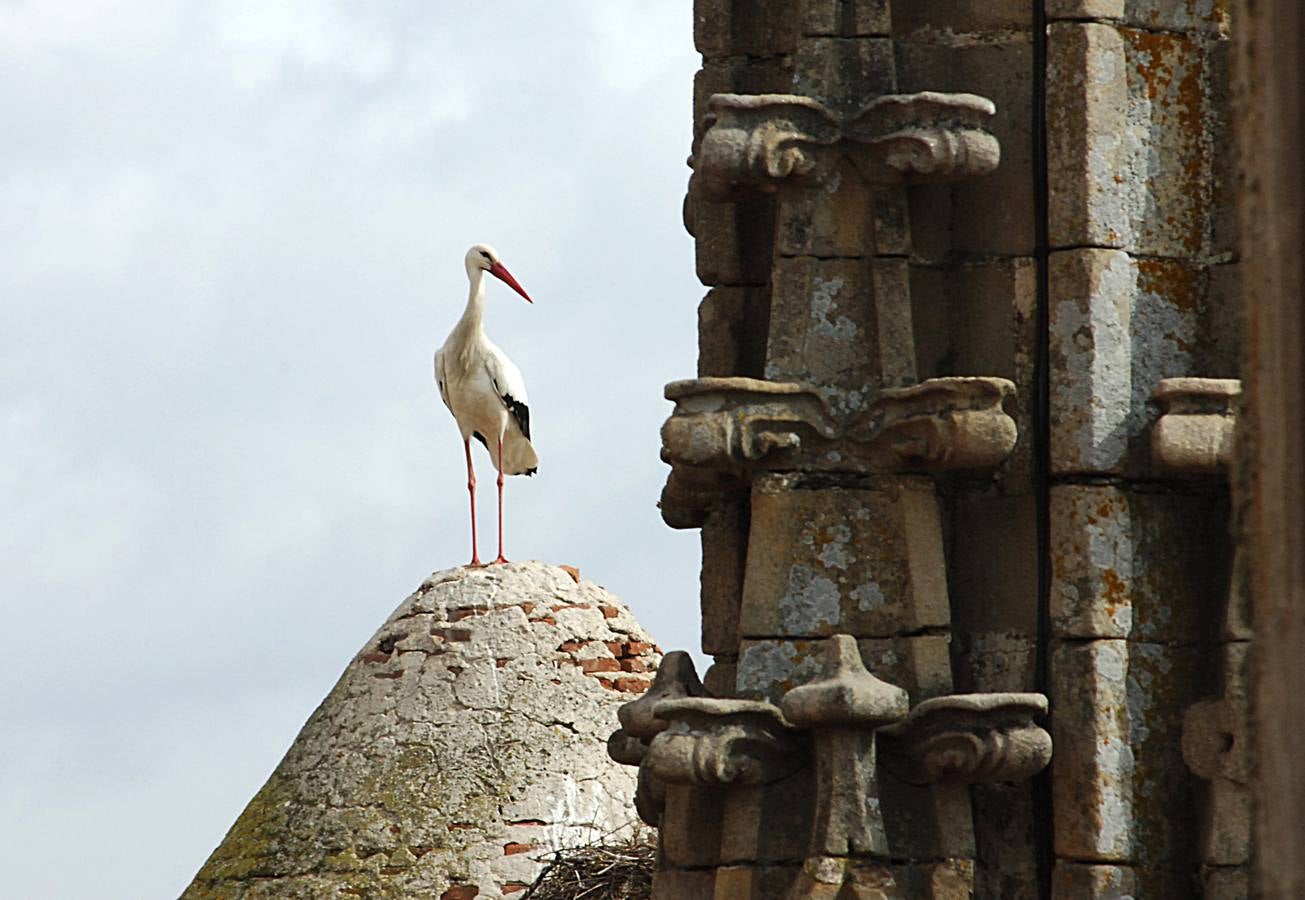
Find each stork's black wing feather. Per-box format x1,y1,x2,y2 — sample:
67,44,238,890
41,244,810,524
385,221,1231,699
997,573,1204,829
501,392,531,441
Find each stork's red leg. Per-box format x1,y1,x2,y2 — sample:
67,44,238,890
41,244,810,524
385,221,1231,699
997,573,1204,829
493,435,509,564
464,438,482,567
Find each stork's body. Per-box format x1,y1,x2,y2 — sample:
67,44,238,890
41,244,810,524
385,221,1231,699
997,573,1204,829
435,245,537,566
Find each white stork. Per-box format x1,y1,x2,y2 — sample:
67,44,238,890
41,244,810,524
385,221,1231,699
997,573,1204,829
434,244,538,567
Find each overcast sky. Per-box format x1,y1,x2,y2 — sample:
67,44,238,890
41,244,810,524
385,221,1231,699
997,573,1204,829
0,3,703,896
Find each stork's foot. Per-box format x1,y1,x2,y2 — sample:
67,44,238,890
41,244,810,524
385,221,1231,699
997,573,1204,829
466,557,485,569
491,555,510,565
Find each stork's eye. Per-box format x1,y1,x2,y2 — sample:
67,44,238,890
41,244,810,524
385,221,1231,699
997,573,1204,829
480,250,492,260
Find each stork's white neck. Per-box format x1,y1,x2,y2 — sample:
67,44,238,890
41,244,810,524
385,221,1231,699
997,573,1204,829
454,263,488,341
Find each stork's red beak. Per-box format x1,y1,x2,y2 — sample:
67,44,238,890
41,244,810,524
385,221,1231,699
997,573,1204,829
489,261,532,303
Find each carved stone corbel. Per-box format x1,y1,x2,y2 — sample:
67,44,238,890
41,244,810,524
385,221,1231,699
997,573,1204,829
609,651,707,825
851,377,1019,471
694,91,1000,200
844,91,1001,184
644,697,808,786
658,376,1018,526
1151,377,1241,476
877,693,1052,786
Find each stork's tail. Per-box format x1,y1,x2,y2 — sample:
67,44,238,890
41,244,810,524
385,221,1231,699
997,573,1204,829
502,431,538,476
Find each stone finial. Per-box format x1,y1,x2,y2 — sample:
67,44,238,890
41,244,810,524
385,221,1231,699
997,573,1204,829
1151,378,1240,475
878,693,1053,785
781,635,911,729
780,636,910,861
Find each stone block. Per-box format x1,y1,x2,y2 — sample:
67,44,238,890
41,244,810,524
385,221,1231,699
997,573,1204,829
717,770,815,863
1049,249,1235,475
1049,485,1230,642
1048,248,1132,472
703,658,738,698
691,196,776,288
1046,0,1126,19
892,860,977,899
736,634,953,705
660,784,724,868
972,783,1039,900
1201,867,1249,900
698,288,771,379
910,265,949,379
1125,643,1211,897
907,187,952,266
713,864,801,899
793,37,898,109
1047,23,1129,249
701,501,748,655
766,256,917,412
694,0,799,59
652,868,717,900
1051,862,1137,899
895,2,1033,33
1118,26,1222,257
801,0,891,36
774,159,878,258
1051,640,1133,861
1121,0,1230,34
880,775,977,861
739,476,949,639
949,258,1039,486
896,38,1037,257
950,490,1038,652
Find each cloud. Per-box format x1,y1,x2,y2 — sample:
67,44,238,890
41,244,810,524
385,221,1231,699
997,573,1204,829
0,2,705,896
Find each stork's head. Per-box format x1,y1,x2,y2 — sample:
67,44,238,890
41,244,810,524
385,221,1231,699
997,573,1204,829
466,243,532,303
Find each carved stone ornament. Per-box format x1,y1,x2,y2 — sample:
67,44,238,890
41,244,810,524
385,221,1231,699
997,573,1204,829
1151,377,1241,475
877,693,1053,785
694,91,1001,199
1181,698,1250,785
659,376,1018,525
610,651,705,756
781,636,910,860
643,696,809,786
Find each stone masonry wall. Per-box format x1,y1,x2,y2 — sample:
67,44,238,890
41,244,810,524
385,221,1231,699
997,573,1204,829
185,562,659,900
674,2,1241,898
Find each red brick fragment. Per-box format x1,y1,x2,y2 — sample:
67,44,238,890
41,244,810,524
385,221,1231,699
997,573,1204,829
520,601,536,614
579,658,620,673
624,641,654,655
529,616,557,626
450,607,488,622
558,640,584,653
600,606,621,619
605,641,624,655
620,658,650,673
441,886,479,900
373,671,404,680
496,658,509,668
502,884,528,895
560,564,581,582
448,822,477,831
503,842,535,855
432,626,473,642
611,676,649,693
361,651,391,664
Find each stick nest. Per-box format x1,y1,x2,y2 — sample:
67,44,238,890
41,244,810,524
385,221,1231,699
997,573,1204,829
523,833,656,899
